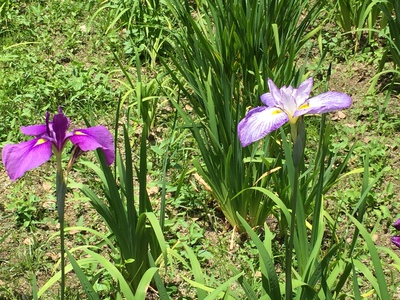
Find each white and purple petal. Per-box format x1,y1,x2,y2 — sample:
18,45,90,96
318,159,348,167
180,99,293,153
260,93,275,107
2,139,52,180
280,86,298,118
238,106,288,147
70,126,115,165
293,92,352,117
267,78,283,107
293,78,313,105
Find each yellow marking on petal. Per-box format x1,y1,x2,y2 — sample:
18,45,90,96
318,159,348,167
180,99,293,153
74,131,87,136
271,108,283,115
298,103,310,110
34,138,47,146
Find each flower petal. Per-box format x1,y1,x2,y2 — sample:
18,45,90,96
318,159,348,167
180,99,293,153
21,124,47,136
294,91,352,117
260,92,275,107
2,139,52,180
70,126,115,165
293,77,313,105
392,236,400,248
238,106,288,147
393,219,400,230
51,108,70,151
267,78,283,107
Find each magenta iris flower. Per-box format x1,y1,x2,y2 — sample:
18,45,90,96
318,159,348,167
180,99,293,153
392,219,400,248
238,78,352,147
2,107,115,180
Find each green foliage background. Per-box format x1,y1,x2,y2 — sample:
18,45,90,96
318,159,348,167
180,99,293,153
0,0,399,299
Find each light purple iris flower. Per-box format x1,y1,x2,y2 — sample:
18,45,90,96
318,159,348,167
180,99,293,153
392,219,400,248
238,78,352,147
2,107,115,180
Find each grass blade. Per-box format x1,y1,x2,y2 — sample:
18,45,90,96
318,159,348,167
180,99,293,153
348,215,390,299
237,213,281,299
66,250,100,300
82,248,136,299
182,243,208,299
134,267,158,300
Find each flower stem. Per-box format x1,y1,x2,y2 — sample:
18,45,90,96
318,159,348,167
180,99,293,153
55,152,66,300
285,163,300,300
290,123,298,143
285,118,305,300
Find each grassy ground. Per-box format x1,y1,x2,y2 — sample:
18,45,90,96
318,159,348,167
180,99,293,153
1,0,400,299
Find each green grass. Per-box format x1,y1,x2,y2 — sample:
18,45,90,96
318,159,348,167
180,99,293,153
1,0,400,299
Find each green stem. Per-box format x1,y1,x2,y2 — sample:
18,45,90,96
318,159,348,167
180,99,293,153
285,118,305,300
285,166,299,300
55,152,66,300
290,123,298,143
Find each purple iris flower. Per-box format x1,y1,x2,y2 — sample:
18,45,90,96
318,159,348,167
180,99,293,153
392,219,400,248
238,78,352,147
2,107,115,180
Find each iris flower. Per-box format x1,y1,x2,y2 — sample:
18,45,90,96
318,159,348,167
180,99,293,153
2,107,115,180
392,219,400,248
238,78,352,147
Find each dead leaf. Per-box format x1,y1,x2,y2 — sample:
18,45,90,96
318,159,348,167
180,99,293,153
193,173,212,192
331,111,346,120
42,182,52,191
255,166,282,184
373,234,379,242
79,24,87,33
23,238,34,245
45,252,59,261
147,186,159,196
68,229,80,235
